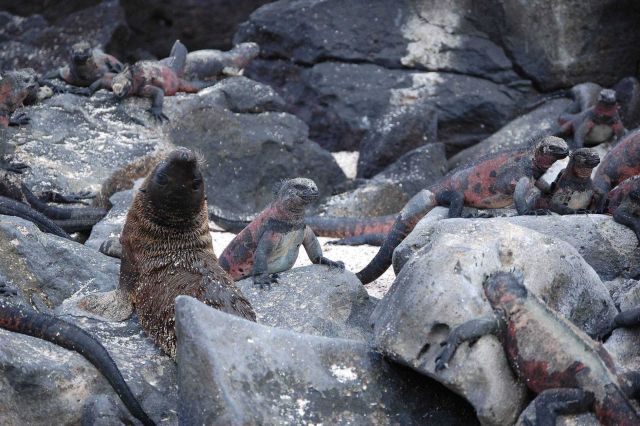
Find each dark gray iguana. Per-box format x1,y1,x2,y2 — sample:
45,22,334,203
218,178,345,289
435,271,640,426
514,148,601,215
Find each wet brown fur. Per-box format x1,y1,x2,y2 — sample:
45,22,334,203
119,149,255,358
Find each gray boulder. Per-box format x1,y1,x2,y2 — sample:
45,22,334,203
175,296,478,425
0,2,128,73
167,105,346,215
244,59,529,152
85,189,134,252
236,266,375,342
319,143,446,217
6,90,159,197
605,280,640,372
373,220,617,425
447,98,571,169
394,213,640,281
356,99,438,178
0,215,118,309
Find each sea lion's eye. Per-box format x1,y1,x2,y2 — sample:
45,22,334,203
156,173,168,185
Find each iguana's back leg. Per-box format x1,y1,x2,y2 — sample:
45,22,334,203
526,388,595,426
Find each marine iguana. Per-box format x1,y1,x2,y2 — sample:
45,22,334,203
0,69,39,173
0,285,155,425
352,136,569,283
111,40,215,122
602,176,640,243
435,271,640,426
514,148,601,215
218,178,345,289
592,130,640,210
43,41,123,95
182,42,260,81
77,148,255,358
556,89,626,149
0,170,106,233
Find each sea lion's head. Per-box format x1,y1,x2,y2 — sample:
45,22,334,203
273,177,319,216
141,147,205,225
533,136,569,172
112,65,133,98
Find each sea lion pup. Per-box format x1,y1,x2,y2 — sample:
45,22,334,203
80,148,255,358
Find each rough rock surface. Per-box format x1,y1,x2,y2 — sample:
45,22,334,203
236,266,375,342
394,211,640,281
244,59,530,152
0,216,119,309
175,296,478,425
373,220,617,425
85,188,134,252
168,104,346,216
516,403,600,426
0,216,176,424
319,143,446,217
357,100,437,178
604,279,640,373
448,98,572,169
0,1,129,73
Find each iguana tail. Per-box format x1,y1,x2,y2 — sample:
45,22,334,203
356,190,437,284
167,39,188,76
0,302,155,426
0,196,71,239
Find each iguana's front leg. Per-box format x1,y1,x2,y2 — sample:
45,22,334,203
303,226,344,270
252,231,277,290
435,315,504,371
572,119,593,149
140,85,168,122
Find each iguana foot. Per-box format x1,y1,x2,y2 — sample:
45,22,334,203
148,107,169,123
320,257,345,270
435,337,459,372
39,190,96,204
9,112,30,126
253,274,274,290
0,283,18,297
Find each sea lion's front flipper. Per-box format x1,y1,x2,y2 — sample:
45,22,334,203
76,288,134,322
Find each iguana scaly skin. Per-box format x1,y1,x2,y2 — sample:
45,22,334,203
604,176,640,243
515,148,601,215
355,136,569,283
218,178,345,289
593,130,640,210
556,89,626,149
111,40,214,122
436,271,640,426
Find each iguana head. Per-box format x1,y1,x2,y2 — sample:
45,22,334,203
533,136,569,172
70,42,92,65
112,65,133,98
273,177,319,217
597,89,617,106
483,270,528,310
569,148,600,178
